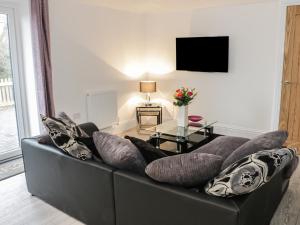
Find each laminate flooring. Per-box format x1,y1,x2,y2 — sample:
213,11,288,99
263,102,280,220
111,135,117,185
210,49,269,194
0,128,299,225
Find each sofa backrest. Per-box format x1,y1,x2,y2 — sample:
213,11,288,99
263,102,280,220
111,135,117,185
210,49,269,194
113,168,290,225
21,137,116,225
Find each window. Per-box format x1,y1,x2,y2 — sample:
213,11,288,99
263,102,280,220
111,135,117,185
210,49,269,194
0,6,28,161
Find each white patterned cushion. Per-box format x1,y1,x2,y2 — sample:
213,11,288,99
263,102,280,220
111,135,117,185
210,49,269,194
205,148,297,197
57,112,89,138
41,115,92,160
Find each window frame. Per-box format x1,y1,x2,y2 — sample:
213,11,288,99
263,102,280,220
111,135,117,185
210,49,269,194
0,5,30,161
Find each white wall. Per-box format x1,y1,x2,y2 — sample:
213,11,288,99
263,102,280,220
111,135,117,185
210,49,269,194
49,0,281,137
145,2,281,137
49,0,146,131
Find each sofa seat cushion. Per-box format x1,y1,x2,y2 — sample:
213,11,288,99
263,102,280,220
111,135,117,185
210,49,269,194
125,136,168,164
145,153,223,187
222,131,288,170
205,148,296,197
93,131,147,174
193,136,249,160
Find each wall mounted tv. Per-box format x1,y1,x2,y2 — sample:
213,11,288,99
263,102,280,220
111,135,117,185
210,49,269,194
176,36,229,73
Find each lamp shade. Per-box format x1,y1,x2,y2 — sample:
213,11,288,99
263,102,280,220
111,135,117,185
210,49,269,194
140,81,156,93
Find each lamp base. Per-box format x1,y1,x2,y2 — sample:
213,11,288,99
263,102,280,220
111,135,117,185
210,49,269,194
144,93,152,107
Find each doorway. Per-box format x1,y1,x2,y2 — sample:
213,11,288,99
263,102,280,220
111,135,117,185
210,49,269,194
0,8,27,162
279,5,300,151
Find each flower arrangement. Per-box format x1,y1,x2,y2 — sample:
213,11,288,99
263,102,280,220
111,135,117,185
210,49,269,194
173,87,197,107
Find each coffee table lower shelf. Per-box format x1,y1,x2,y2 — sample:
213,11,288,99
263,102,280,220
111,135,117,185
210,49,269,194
148,126,214,154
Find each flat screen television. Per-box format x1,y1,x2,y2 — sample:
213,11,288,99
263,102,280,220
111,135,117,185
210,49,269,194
176,36,229,72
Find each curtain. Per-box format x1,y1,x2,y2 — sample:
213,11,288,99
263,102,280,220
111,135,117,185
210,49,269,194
31,0,55,117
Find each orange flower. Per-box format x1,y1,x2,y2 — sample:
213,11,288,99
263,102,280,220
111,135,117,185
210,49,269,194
177,92,183,97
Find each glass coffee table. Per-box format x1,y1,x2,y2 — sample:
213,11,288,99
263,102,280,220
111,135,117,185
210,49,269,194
148,120,217,154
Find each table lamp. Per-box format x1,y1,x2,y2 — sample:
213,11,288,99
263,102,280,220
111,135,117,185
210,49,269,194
140,81,156,106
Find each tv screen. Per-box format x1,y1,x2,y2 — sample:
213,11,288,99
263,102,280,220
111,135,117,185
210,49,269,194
176,36,229,72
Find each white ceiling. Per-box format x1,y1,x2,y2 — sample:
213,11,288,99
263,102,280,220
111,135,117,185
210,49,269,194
81,0,277,13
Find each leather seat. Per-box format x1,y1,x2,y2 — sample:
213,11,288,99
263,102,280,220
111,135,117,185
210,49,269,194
22,123,116,225
21,122,290,225
113,169,289,225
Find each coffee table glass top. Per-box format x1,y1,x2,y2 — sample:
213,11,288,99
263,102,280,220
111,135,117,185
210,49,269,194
148,120,217,138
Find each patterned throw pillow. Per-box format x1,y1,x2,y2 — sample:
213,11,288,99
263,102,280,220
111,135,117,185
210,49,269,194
41,115,92,160
76,136,101,159
205,148,296,197
57,112,89,138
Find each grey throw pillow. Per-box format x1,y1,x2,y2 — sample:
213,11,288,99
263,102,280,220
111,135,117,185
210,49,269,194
193,136,249,159
38,134,55,146
222,131,288,170
93,131,147,174
145,153,223,187
205,148,296,197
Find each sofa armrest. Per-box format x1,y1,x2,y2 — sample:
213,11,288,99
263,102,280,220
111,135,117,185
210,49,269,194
113,170,240,225
21,138,115,225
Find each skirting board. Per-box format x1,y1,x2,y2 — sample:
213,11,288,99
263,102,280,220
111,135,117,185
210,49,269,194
214,123,268,139
101,119,137,135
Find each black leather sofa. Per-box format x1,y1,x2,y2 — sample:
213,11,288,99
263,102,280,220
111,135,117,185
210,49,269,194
22,123,290,225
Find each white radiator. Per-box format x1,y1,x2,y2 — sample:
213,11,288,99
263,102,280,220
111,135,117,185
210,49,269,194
86,90,118,129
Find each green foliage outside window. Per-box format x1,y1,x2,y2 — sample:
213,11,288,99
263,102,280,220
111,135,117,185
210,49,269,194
0,16,12,80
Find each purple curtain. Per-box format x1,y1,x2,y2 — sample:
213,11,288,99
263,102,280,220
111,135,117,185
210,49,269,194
31,0,55,117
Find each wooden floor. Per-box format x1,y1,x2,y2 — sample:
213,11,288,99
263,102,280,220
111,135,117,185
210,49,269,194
271,163,300,225
0,174,82,225
0,165,299,225
0,127,300,225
